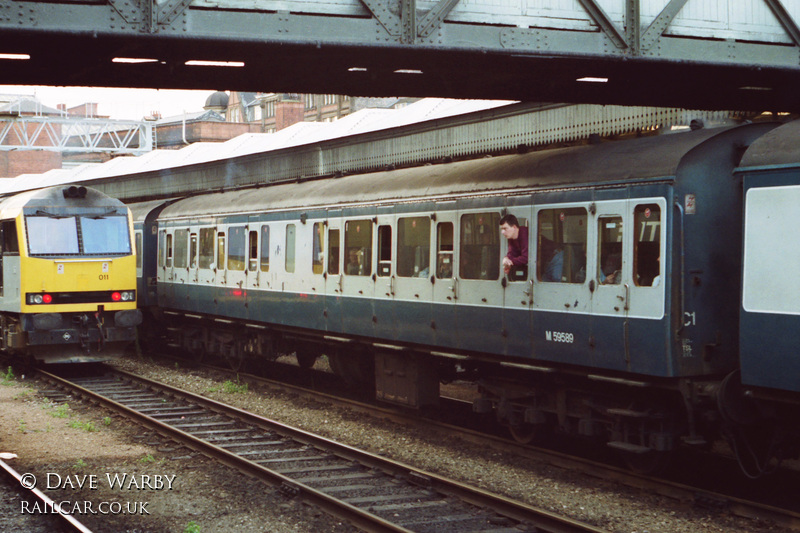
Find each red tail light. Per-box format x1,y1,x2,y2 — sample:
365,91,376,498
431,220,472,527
42,294,52,304
111,292,122,301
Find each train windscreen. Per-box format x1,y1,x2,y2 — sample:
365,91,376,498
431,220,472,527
26,215,131,256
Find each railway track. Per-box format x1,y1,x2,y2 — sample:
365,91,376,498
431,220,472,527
131,355,800,532
0,456,94,533
38,367,605,533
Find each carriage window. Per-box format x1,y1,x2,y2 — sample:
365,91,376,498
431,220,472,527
166,233,173,268
135,231,143,269
158,230,166,267
286,224,296,273
189,233,198,269
537,208,587,283
634,204,661,287
598,216,623,285
217,232,225,271
260,225,270,272
345,220,372,276
248,230,258,272
397,217,430,278
199,228,215,269
173,229,189,268
1,220,19,254
460,212,500,280
436,222,454,279
328,228,341,275
378,225,392,277
313,222,325,275
227,226,246,271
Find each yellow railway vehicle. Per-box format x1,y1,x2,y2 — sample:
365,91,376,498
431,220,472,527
0,185,141,364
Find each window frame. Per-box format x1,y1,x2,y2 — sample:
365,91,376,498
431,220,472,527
535,207,588,284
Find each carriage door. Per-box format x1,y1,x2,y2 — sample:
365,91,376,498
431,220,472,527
373,212,396,340
225,224,248,318
306,219,328,332
456,209,503,354
244,218,263,323
393,213,434,346
213,227,227,311
625,201,667,373
172,229,190,307
341,217,376,338
431,203,459,349
195,226,216,312
324,216,344,333
188,231,199,283
502,204,533,358
590,200,630,370
157,229,176,305
245,218,261,292
530,204,591,366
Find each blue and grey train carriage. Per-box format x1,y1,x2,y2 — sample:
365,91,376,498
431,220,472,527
135,121,799,472
734,121,800,475
0,185,141,364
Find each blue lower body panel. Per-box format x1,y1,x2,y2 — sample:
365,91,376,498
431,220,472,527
741,312,800,392
159,284,675,377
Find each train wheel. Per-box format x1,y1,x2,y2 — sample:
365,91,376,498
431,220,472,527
508,422,552,445
329,350,375,389
508,423,539,444
224,352,244,372
620,450,670,475
194,343,208,364
296,349,318,369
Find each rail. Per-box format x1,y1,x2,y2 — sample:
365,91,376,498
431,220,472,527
0,457,94,533
38,367,607,533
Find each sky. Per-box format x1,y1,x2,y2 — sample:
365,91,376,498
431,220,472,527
0,85,214,120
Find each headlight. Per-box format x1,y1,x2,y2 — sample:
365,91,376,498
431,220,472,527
121,291,135,301
32,294,43,304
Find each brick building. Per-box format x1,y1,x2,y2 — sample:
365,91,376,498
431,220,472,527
0,96,65,178
224,92,419,132
0,91,419,178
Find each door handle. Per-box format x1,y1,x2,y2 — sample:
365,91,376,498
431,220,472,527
449,279,458,299
523,279,534,304
623,283,630,311
387,276,395,297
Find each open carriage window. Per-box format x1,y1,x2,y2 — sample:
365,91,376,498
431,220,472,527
436,222,454,279
598,216,623,285
313,222,325,275
633,204,661,287
327,228,340,275
377,225,392,277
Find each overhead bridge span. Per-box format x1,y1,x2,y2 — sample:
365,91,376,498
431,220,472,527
1,0,799,111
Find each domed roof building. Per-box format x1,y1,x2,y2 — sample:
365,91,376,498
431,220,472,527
204,91,229,114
